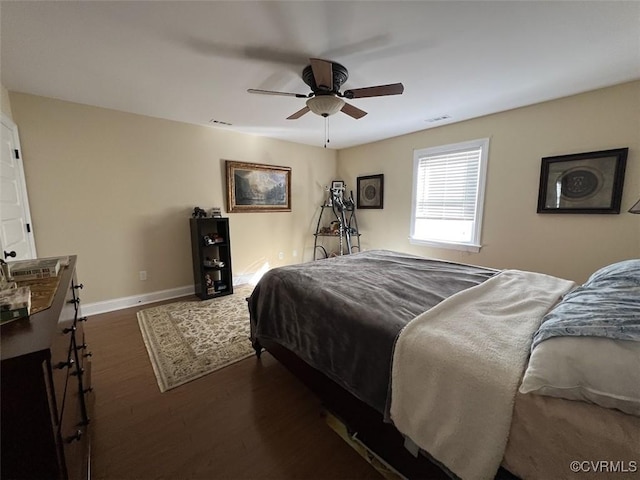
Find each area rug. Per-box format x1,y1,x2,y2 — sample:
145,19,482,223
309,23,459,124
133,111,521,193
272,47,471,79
137,284,255,392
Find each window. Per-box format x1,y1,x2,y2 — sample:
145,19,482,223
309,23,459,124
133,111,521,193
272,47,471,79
410,138,489,252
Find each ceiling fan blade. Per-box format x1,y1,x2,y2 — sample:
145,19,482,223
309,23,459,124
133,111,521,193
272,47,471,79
343,83,404,99
310,58,333,91
248,88,308,98
341,102,367,119
287,106,310,120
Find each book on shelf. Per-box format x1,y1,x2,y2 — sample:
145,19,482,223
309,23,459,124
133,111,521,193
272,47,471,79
0,286,31,324
7,258,61,281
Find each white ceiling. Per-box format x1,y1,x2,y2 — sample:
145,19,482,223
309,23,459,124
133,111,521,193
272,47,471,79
2,1,639,150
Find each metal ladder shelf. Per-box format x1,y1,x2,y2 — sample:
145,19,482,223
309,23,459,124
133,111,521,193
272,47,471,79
313,187,361,260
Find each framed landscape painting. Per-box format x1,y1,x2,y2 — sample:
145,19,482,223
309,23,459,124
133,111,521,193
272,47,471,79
537,148,627,214
225,161,291,213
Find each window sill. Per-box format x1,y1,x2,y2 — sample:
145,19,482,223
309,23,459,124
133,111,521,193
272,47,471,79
409,237,481,253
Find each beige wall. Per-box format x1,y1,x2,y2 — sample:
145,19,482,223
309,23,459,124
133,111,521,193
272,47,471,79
1,84,13,118
10,93,336,303
338,81,640,283
8,82,639,306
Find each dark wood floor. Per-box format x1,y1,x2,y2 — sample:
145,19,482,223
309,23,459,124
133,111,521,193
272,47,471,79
84,296,381,480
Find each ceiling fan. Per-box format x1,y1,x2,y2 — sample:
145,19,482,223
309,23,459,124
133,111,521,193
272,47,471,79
248,58,404,120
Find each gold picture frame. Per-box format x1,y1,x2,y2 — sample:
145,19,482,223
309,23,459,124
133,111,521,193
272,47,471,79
225,161,291,213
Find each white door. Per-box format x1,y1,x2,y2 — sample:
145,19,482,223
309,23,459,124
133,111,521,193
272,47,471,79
0,114,36,261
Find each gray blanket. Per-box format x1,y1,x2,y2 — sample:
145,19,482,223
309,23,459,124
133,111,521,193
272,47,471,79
248,249,498,413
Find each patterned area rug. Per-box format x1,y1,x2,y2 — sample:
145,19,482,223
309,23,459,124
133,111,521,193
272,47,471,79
137,284,255,392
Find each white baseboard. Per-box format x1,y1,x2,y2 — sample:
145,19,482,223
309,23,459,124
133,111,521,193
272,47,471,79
234,273,254,286
82,274,255,317
82,285,195,317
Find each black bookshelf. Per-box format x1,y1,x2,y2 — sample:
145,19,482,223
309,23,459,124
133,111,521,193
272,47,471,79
189,217,233,299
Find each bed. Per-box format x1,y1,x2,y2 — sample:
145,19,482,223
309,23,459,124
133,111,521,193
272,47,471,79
248,250,640,480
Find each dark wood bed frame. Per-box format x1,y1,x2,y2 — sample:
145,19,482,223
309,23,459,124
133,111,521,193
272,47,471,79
255,338,517,480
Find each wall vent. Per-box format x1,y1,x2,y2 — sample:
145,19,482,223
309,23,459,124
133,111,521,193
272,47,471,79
209,119,232,126
425,115,451,123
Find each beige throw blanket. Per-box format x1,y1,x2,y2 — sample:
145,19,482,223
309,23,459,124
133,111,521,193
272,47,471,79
390,270,575,480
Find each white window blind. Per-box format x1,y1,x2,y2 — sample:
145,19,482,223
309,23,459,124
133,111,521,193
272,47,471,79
415,148,481,221
410,138,489,251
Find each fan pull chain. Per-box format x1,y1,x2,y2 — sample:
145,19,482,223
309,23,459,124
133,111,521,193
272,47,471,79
324,116,330,148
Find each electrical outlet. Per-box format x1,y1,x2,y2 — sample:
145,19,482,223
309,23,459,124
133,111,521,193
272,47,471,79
278,252,284,260
292,250,298,257
139,270,147,281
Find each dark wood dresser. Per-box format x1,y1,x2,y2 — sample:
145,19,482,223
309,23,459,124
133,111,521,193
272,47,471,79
1,256,93,480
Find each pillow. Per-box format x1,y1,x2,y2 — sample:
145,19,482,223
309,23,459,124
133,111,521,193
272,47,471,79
520,336,640,416
585,258,640,287
531,258,640,349
522,259,640,416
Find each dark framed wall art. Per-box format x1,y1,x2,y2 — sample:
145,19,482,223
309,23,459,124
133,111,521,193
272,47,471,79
537,148,628,214
357,174,384,209
225,161,291,213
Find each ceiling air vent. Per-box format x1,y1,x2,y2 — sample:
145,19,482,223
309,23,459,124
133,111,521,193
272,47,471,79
209,119,232,126
425,115,451,123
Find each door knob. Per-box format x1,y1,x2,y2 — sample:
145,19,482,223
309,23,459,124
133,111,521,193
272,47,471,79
3,250,16,259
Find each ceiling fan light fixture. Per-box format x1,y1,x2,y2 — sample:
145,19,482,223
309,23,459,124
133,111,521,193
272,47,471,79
306,95,345,117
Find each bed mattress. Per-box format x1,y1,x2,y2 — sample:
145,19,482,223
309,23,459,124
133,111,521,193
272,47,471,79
504,392,640,479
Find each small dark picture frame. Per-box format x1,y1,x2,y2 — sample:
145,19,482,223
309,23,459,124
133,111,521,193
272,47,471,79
537,148,628,214
357,174,384,209
331,180,345,191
